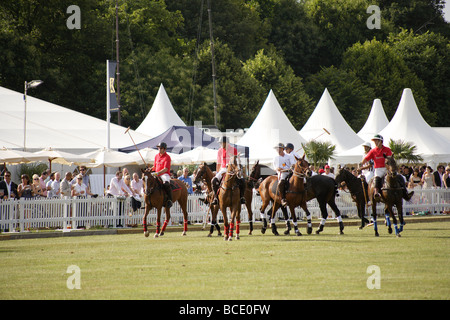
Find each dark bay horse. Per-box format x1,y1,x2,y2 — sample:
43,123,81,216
218,156,242,241
335,168,370,229
141,169,189,238
258,156,310,236
367,156,405,237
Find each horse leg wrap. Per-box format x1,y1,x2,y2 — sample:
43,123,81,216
209,224,215,234
215,223,221,232
156,222,161,234
183,220,188,232
143,218,147,231
224,225,229,236
161,220,169,232
236,221,240,235
385,214,391,227
394,224,399,235
229,223,234,237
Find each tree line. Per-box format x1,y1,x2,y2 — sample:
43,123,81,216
1,0,449,133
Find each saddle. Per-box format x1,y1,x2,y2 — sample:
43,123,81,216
154,177,182,192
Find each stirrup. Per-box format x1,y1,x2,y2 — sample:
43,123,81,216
166,200,173,208
374,193,381,201
240,197,246,204
281,198,288,207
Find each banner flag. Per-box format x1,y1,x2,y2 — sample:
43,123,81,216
107,60,119,111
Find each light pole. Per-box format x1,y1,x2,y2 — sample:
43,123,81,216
23,80,43,151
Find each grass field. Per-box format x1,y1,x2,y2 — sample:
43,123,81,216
1,220,449,300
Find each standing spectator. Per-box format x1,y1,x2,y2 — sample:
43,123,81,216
433,165,445,188
130,172,144,213
46,172,56,198
324,165,335,179
60,172,73,198
107,171,133,197
178,167,193,195
421,166,436,189
79,166,92,193
51,172,61,198
0,171,18,200
38,171,50,197
72,174,94,197
443,166,450,189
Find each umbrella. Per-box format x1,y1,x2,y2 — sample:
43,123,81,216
128,147,159,166
174,146,217,164
0,147,48,164
81,147,137,168
33,147,93,171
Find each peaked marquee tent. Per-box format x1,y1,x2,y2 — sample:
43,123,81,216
299,88,364,154
136,83,186,138
357,98,389,143
378,88,450,166
237,90,307,165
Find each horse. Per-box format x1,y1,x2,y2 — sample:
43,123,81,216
193,163,221,237
298,159,344,235
217,156,242,241
258,155,311,236
335,168,370,229
194,160,262,237
141,169,189,238
367,155,405,237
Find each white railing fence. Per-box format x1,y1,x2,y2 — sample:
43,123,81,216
1,189,449,232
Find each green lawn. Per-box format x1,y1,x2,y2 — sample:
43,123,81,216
1,221,449,300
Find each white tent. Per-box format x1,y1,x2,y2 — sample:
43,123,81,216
237,90,307,164
357,99,389,143
379,88,450,166
299,88,364,154
0,86,151,153
81,148,137,168
136,83,186,138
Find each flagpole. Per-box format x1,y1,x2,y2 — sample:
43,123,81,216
106,60,111,150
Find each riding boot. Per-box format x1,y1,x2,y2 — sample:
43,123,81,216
373,176,382,201
278,180,288,207
163,181,173,208
238,178,246,204
211,177,220,205
396,174,414,201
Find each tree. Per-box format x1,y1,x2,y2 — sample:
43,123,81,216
302,140,336,169
388,139,423,164
341,39,435,125
242,49,314,129
388,30,450,127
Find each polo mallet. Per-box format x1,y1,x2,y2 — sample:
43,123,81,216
296,127,331,154
124,126,147,166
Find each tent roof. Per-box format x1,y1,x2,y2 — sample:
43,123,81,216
237,90,307,164
136,83,186,138
299,88,363,153
120,125,249,158
357,99,389,143
379,88,450,164
0,86,151,153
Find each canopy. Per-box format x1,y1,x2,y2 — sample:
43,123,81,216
136,83,186,138
0,147,47,164
0,86,151,153
299,88,364,154
120,125,249,160
34,147,93,170
81,148,138,168
237,90,307,165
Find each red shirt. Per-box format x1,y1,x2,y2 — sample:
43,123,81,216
364,145,392,168
154,152,171,175
217,145,237,169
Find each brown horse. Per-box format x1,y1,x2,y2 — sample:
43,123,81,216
218,156,242,241
193,163,221,237
194,160,262,237
141,169,189,238
367,155,405,237
258,155,311,236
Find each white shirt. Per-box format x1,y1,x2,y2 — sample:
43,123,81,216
73,183,88,197
273,152,294,180
108,177,133,196
131,179,144,195
51,180,61,198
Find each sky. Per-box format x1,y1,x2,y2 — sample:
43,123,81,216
444,0,450,22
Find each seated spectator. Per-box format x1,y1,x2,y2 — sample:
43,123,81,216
17,174,34,199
